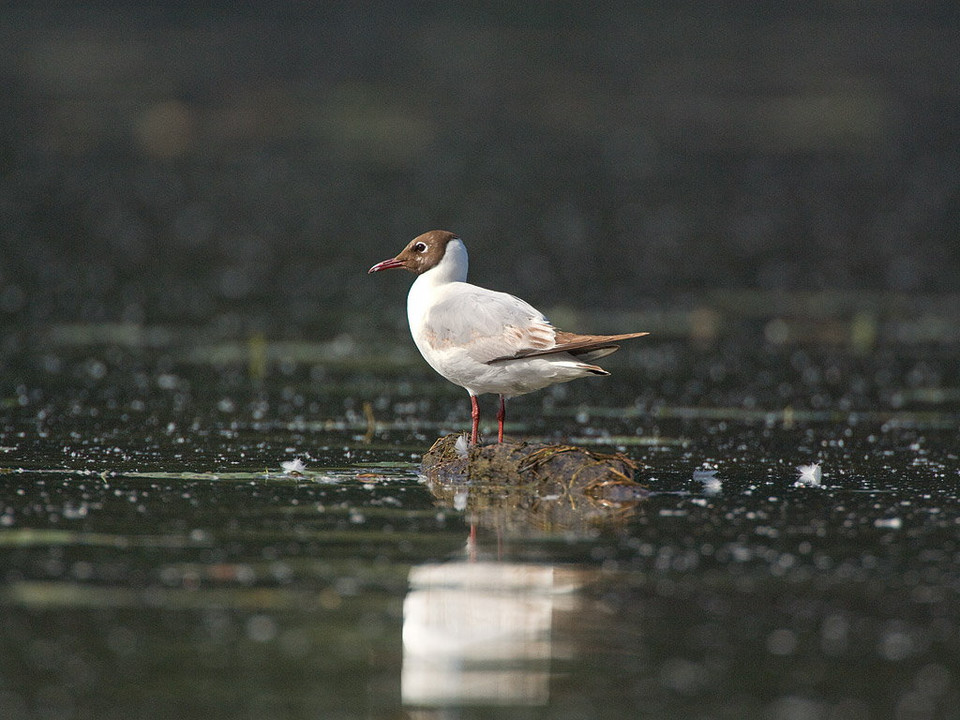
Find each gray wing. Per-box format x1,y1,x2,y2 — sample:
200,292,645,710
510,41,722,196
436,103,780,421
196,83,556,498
422,284,557,362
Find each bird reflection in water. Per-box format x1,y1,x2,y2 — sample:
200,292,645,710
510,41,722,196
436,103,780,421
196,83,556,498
402,561,589,708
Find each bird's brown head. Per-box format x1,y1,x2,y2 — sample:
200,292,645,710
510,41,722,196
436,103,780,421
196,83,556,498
368,230,460,275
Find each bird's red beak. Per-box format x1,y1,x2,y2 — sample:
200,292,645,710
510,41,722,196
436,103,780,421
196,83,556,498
368,257,406,274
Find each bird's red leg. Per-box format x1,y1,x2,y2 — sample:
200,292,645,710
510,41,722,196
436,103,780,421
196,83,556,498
468,524,477,562
497,395,505,443
470,395,480,445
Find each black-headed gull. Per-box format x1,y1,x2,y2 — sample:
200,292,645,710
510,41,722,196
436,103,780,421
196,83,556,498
369,230,648,444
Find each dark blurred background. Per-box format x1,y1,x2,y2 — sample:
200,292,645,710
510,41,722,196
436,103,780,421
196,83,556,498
1,1,958,340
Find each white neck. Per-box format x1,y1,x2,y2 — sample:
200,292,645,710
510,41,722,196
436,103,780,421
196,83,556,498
423,238,468,285
406,238,469,331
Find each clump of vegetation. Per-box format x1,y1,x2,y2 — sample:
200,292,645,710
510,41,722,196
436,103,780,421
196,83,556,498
421,434,647,532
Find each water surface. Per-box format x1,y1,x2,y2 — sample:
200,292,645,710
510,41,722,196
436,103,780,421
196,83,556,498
1,322,959,719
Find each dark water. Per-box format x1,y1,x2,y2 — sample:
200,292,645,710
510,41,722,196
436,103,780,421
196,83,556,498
2,323,959,720
2,3,959,717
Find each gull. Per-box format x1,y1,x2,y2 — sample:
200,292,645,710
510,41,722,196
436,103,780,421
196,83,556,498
369,230,648,444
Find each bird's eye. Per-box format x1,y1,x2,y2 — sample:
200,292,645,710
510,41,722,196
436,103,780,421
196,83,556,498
414,242,427,253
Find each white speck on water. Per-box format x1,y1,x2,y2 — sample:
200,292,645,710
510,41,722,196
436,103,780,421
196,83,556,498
86,359,107,380
62,503,89,520
658,657,705,695
281,458,307,475
767,696,828,720
766,628,798,656
795,462,822,486
453,489,468,511
246,614,278,643
189,529,209,543
878,624,915,661
694,468,722,495
875,516,903,530
820,614,850,655
156,373,179,390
